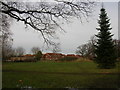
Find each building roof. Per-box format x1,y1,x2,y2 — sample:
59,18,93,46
44,53,65,56
23,54,35,57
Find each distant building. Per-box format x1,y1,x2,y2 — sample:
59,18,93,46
42,53,81,60
76,55,81,58
42,53,65,60
9,53,81,61
66,54,81,58
10,54,36,62
66,54,76,57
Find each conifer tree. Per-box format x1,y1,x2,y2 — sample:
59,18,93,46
95,7,117,69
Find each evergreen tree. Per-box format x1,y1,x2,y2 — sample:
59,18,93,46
95,7,117,69
35,51,42,61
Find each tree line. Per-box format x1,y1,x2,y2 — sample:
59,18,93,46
2,45,42,60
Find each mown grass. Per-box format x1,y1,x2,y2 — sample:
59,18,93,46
2,60,120,88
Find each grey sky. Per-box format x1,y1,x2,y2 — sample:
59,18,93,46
10,2,118,54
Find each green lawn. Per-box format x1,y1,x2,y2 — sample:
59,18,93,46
2,60,120,88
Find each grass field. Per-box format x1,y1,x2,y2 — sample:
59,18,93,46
2,60,120,88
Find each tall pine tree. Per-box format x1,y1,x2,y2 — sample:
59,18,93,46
95,7,117,69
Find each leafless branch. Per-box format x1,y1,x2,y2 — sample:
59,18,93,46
0,0,95,48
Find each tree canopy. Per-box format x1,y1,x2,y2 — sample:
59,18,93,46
0,0,95,47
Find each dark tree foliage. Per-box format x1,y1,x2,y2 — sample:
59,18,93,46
35,51,42,61
95,7,117,69
117,41,120,58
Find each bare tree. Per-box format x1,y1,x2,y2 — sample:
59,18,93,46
52,43,61,53
114,39,120,59
0,13,13,60
89,35,97,46
88,35,97,58
9,48,16,57
76,35,97,59
0,0,95,47
15,47,25,56
31,47,40,54
76,44,88,57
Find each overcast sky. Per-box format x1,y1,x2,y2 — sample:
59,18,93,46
10,2,118,54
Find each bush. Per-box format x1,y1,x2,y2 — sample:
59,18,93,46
35,51,42,61
59,56,78,61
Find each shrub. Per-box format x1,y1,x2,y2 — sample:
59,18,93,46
35,51,42,61
59,56,78,61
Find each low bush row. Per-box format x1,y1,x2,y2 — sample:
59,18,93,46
59,56,78,61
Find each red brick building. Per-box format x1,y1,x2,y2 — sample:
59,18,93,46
42,53,65,60
10,54,36,61
10,53,81,61
42,53,81,60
